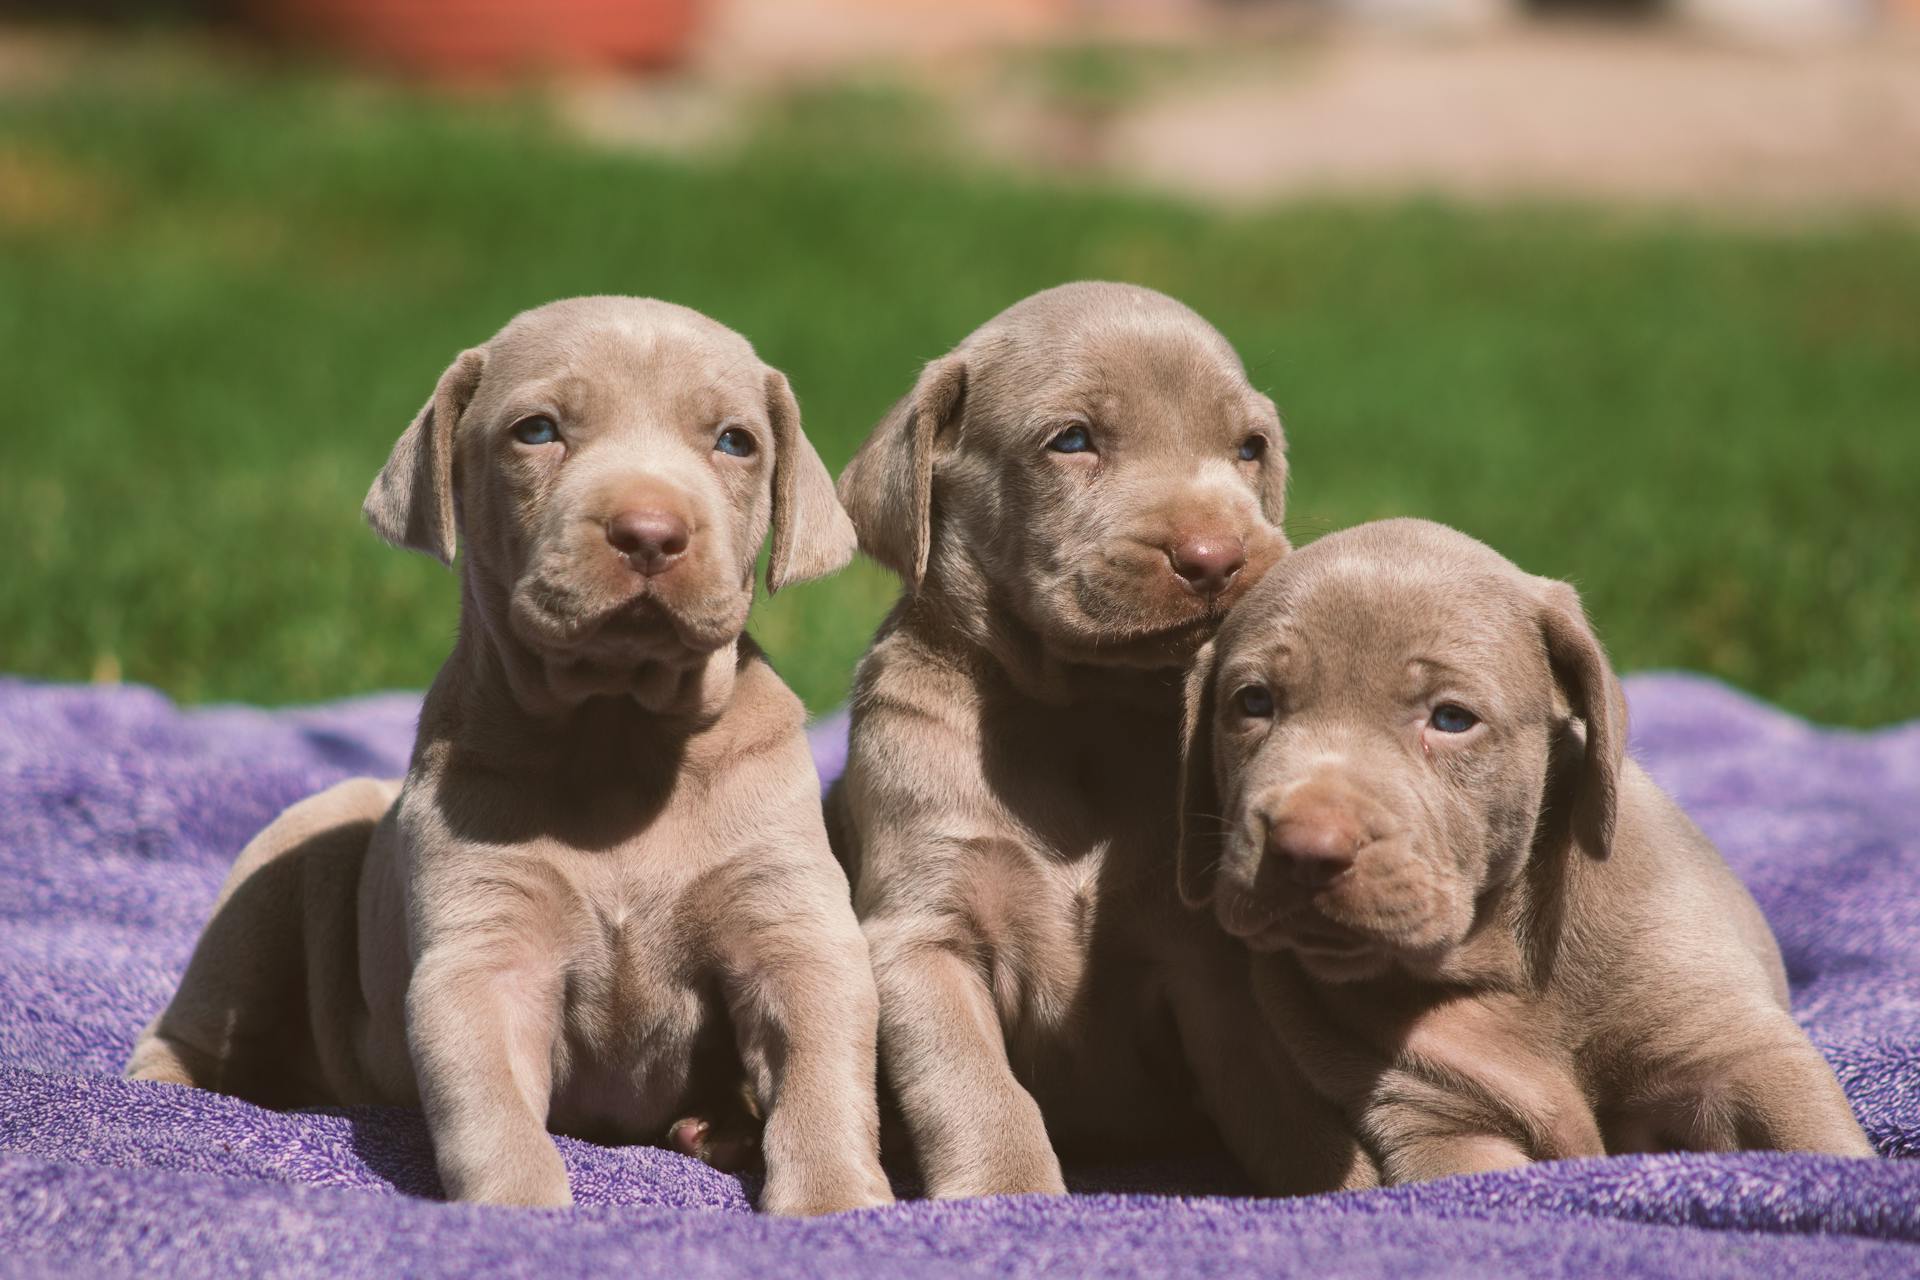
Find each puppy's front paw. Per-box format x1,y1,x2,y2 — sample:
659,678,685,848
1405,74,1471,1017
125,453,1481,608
927,1149,1066,1200
760,1162,895,1216
124,1033,208,1089
440,1140,574,1208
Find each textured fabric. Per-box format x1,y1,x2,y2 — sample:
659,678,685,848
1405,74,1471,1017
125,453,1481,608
0,673,1914,1277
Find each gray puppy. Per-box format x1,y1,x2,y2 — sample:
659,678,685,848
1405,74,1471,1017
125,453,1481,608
833,281,1376,1198
127,296,894,1215
1177,518,1876,1182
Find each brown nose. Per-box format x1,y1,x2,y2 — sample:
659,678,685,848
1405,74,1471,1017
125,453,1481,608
1265,809,1362,888
606,509,690,577
1168,534,1246,598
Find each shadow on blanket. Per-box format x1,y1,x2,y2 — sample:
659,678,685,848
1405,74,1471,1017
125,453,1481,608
1,674,1915,1277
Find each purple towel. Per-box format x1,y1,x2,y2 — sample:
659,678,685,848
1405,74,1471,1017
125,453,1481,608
0,673,1915,1277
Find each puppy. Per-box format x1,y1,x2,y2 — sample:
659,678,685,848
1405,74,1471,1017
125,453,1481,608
833,281,1376,1198
1177,518,1876,1183
127,297,894,1215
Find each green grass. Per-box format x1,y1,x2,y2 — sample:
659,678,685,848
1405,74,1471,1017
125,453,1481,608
2,59,1917,725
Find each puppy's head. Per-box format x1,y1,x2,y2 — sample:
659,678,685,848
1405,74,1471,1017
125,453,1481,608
838,282,1288,669
363,296,855,710
1177,519,1626,982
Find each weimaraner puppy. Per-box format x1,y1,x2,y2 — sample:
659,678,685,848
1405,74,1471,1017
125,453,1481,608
1177,517,1877,1183
126,296,894,1215
833,281,1378,1198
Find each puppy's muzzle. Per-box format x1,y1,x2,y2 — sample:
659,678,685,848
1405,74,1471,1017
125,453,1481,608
606,508,691,578
1217,786,1397,952
1264,807,1362,889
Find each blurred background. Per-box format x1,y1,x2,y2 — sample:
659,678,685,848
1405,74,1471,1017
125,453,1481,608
0,0,1915,725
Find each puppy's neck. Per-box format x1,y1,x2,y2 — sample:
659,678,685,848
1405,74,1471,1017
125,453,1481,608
431,598,742,763
1404,913,1531,993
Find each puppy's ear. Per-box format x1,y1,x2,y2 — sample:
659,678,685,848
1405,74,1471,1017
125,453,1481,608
1251,394,1289,528
362,347,487,567
1537,579,1627,860
836,354,965,591
765,369,858,595
1177,640,1224,908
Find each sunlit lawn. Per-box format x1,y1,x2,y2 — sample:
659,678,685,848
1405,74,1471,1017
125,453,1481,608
2,56,1917,724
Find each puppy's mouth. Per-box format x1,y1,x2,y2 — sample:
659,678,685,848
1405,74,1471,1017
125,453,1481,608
1046,594,1226,668
1088,609,1220,649
1052,534,1279,667
592,591,694,643
1215,880,1401,978
510,576,746,664
1238,913,1392,983
1228,908,1374,961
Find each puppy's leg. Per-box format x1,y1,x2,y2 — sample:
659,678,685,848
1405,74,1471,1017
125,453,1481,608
726,924,894,1216
1361,1074,1536,1185
1662,1012,1875,1157
407,934,571,1207
864,916,1066,1199
126,777,394,1104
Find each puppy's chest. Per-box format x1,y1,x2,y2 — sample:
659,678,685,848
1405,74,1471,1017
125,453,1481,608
550,846,716,1096
987,796,1179,1053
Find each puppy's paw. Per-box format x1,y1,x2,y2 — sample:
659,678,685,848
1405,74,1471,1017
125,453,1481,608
441,1141,574,1208
124,1038,203,1088
927,1151,1066,1200
760,1162,895,1216
461,1172,574,1209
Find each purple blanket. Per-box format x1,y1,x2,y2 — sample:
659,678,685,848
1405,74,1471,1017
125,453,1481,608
1,674,1915,1277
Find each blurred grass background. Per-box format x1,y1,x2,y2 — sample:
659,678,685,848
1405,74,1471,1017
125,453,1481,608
1,51,1916,725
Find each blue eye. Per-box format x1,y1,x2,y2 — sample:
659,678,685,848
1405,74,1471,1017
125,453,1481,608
715,426,756,457
1431,704,1479,734
511,415,558,446
1236,686,1275,718
1047,424,1094,454
1238,435,1267,462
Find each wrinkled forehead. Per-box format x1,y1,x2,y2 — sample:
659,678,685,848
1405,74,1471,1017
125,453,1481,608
970,312,1254,433
478,316,766,425
1224,554,1544,690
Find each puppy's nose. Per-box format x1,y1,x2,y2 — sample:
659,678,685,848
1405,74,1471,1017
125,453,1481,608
1168,534,1246,599
606,509,690,577
1265,812,1361,888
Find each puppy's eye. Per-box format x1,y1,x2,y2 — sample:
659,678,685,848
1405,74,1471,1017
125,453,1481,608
1430,704,1479,734
1235,685,1275,718
714,426,756,458
1237,435,1267,463
1046,424,1095,455
511,415,559,446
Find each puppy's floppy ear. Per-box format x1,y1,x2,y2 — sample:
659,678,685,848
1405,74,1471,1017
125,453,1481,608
1251,393,1289,528
1177,640,1224,909
764,368,858,594
362,347,487,567
1536,579,1627,860
836,354,965,592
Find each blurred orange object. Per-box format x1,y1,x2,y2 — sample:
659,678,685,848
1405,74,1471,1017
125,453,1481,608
256,0,701,76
